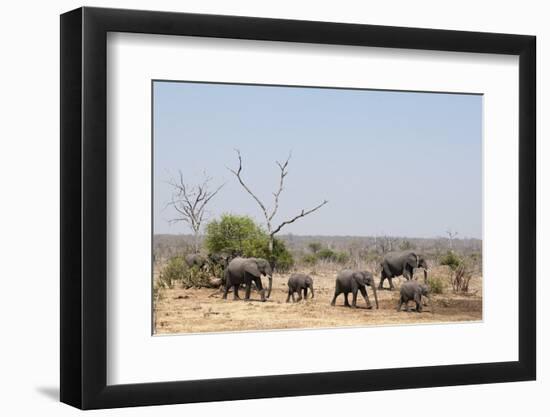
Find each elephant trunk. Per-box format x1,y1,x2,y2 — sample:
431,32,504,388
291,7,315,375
266,275,272,299
310,284,315,299
423,268,428,284
372,283,379,309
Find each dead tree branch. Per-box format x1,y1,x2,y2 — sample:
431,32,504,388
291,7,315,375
228,149,327,254
445,229,459,250
166,171,224,251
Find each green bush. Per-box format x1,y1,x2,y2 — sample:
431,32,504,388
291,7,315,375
317,248,336,260
308,242,322,254
302,253,318,265
204,214,293,272
333,251,350,264
270,238,294,272
205,214,265,256
159,256,212,288
440,251,462,271
158,256,186,288
182,266,213,288
428,276,445,294
315,248,349,264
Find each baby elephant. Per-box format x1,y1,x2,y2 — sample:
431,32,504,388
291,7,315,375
397,280,433,313
286,273,314,302
331,270,379,309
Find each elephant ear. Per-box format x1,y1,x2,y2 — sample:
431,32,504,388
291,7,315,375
352,272,363,284
407,253,419,268
244,261,261,277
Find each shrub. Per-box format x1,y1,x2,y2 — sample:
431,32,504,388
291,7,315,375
308,242,322,254
317,248,336,261
205,214,264,256
302,254,318,266
315,248,349,264
158,256,186,288
205,214,293,272
333,251,350,265
440,251,461,270
450,264,473,293
439,251,475,293
428,276,445,294
159,256,212,288
182,266,213,288
270,238,294,272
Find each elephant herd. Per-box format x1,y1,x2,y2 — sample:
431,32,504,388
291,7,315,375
194,250,432,313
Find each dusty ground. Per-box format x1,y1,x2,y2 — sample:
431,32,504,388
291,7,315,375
154,266,482,334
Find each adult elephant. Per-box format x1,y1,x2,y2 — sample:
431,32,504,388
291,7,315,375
185,253,207,269
222,257,272,302
379,251,429,290
331,270,379,309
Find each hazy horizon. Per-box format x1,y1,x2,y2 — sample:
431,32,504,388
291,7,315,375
153,231,482,240
154,81,482,239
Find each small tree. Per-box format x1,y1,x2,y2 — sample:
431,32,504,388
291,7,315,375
308,242,322,254
166,171,224,252
445,229,459,250
205,214,263,256
205,214,293,271
378,235,397,254
440,251,461,270
440,251,473,293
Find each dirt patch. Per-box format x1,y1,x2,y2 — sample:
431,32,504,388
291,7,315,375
154,268,482,334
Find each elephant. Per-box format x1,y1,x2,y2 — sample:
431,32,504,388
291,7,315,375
207,253,231,268
286,273,314,302
331,270,379,309
185,253,207,269
396,280,433,313
379,251,429,290
222,257,272,301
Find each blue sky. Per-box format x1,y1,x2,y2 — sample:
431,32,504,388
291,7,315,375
153,81,482,238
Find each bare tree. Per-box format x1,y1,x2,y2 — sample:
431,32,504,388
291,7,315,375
445,228,459,250
228,149,328,262
166,171,224,252
380,235,398,254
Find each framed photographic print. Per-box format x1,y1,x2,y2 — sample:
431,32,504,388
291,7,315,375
60,6,536,410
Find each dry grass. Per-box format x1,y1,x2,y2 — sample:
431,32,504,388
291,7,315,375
153,265,482,335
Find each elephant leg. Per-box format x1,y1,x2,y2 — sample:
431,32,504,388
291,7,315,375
330,291,339,306
404,300,412,312
344,293,351,307
233,284,240,300
359,287,372,309
296,289,303,302
388,277,395,290
415,294,423,312
351,288,358,308
396,297,403,312
222,285,229,299
244,281,252,300
303,287,308,299
253,276,266,301
286,288,292,303
378,274,385,290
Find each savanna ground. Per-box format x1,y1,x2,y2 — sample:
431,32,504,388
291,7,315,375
153,265,482,334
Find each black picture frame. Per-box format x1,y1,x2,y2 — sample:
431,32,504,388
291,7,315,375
60,6,536,410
